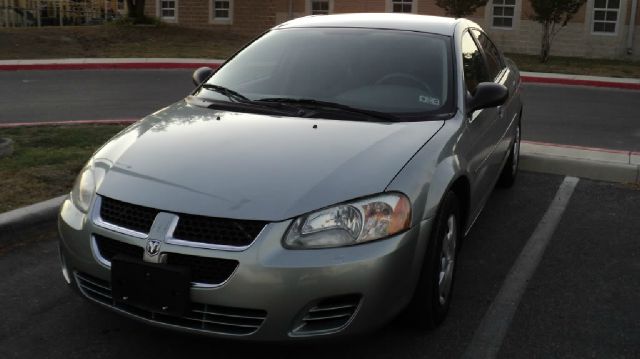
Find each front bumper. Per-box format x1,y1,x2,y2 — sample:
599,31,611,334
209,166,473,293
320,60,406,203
58,197,433,341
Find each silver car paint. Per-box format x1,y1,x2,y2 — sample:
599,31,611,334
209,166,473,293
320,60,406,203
59,197,435,340
387,22,522,235
58,15,522,340
93,102,444,222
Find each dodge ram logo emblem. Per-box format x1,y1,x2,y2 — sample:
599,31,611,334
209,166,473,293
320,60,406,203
146,240,161,256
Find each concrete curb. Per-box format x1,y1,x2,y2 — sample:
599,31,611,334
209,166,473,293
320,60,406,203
0,195,66,236
520,141,640,184
0,142,637,233
0,58,638,90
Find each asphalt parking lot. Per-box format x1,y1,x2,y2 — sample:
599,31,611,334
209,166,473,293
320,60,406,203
2,70,640,151
1,171,638,358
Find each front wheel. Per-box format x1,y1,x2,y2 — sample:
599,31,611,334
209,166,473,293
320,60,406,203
497,119,521,188
405,191,461,329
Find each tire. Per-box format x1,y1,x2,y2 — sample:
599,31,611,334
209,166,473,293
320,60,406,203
497,119,521,188
405,191,461,329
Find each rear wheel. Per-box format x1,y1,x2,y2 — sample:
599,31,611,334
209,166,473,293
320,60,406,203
405,191,460,329
497,120,521,188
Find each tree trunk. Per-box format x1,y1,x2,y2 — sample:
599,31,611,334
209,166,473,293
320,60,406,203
135,0,145,19
125,0,135,18
125,0,146,21
540,21,551,63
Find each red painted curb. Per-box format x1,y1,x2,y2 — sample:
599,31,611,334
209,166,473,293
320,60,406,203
0,119,138,128
0,62,222,71
521,75,640,90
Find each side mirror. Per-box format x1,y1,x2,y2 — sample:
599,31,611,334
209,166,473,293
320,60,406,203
466,82,508,113
192,67,215,86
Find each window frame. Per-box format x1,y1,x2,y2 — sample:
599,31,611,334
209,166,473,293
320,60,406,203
386,0,418,14
157,0,178,23
591,0,621,36
491,0,517,30
460,29,492,96
470,28,506,82
306,0,333,15
210,0,233,25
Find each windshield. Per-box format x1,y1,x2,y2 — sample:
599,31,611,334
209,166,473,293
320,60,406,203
198,27,454,120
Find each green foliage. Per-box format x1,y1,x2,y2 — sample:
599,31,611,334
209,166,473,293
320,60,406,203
530,0,586,27
435,0,489,18
529,0,586,63
125,0,148,21
0,125,126,212
110,15,162,26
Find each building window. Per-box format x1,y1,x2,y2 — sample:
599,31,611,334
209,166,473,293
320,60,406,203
492,0,516,28
310,0,330,15
211,0,233,24
117,0,125,11
159,0,177,20
391,0,414,13
593,0,620,34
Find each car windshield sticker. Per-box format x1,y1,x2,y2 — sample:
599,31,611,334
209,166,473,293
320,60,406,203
419,95,440,106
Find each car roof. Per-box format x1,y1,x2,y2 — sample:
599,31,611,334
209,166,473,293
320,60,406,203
274,13,466,36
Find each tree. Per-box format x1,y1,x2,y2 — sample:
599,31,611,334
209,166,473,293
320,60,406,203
125,0,147,22
435,0,489,18
530,0,586,63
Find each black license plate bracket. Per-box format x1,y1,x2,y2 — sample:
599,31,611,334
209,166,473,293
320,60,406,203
111,255,191,317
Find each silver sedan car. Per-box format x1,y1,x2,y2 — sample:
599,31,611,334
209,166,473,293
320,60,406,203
58,13,522,341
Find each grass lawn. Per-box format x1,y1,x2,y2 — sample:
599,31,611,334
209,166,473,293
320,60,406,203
1,24,640,78
0,125,127,212
506,53,640,78
0,24,252,60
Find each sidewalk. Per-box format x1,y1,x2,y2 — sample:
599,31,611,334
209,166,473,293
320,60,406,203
0,58,225,70
1,58,639,90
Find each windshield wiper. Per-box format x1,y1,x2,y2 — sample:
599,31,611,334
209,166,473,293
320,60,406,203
256,98,398,122
201,84,252,103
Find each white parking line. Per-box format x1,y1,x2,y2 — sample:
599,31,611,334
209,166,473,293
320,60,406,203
462,176,580,359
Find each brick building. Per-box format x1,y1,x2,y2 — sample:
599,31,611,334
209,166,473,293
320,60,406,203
145,0,640,60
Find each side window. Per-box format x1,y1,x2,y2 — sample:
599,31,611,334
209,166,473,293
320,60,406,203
471,29,504,80
461,32,490,94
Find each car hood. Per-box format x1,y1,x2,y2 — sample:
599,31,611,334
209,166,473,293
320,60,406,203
94,101,444,221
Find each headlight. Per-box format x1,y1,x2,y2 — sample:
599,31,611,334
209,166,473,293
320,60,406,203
70,165,96,213
284,193,411,249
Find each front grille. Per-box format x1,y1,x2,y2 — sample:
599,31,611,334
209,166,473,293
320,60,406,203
100,196,158,233
95,235,144,261
293,295,361,335
166,253,239,285
173,213,267,247
74,272,267,336
97,196,267,248
94,235,237,286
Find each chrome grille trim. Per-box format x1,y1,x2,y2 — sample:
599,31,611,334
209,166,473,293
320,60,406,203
90,235,237,289
164,237,254,252
92,197,148,239
291,295,362,336
92,195,268,252
90,235,114,269
74,272,267,336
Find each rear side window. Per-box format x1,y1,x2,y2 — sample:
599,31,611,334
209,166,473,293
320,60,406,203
472,29,504,80
461,32,490,94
